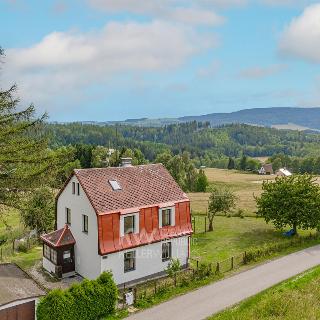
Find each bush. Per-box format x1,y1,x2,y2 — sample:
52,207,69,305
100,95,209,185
16,242,28,253
37,272,117,320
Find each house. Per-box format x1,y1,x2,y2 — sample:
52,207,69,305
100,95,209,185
41,158,192,286
0,263,45,320
276,168,292,177
258,163,274,175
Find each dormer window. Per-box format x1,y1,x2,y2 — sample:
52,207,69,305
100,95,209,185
124,216,135,234
159,207,175,228
109,180,122,191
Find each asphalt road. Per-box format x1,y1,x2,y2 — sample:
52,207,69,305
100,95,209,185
127,245,320,320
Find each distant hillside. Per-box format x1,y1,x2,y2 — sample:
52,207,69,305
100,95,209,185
179,107,320,130
103,107,320,131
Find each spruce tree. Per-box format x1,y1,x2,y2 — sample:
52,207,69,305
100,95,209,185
0,48,61,210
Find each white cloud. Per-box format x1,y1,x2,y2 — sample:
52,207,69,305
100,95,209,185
239,64,288,79
279,4,320,63
88,0,226,26
2,21,216,113
261,0,318,7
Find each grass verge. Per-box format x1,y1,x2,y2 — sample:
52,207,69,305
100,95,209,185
210,265,320,319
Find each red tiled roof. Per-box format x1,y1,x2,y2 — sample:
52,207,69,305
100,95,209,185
74,164,189,215
41,225,75,248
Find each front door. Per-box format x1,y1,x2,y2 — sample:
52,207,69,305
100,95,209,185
61,247,75,274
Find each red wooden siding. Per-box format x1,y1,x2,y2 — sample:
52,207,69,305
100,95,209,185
98,201,193,255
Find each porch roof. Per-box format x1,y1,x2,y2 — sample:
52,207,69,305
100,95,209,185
41,225,75,248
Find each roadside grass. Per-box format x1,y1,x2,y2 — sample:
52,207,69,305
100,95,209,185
210,265,320,320
188,168,275,215
191,216,314,264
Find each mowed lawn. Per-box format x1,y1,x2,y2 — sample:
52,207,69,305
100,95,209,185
190,216,314,264
188,168,275,215
210,266,320,320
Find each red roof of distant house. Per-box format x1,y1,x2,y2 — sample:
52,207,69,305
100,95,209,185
41,225,75,248
73,164,189,215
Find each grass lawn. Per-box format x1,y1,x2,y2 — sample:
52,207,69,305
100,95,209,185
191,216,314,264
188,168,275,215
9,246,43,270
210,266,320,320
0,207,24,238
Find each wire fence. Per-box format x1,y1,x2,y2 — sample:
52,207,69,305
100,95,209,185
119,232,320,306
0,235,39,261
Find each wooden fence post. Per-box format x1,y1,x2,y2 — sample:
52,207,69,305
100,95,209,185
133,287,137,304
231,257,234,270
154,280,157,295
193,217,196,234
12,240,15,254
0,247,2,261
205,216,207,233
216,262,220,274
244,251,247,264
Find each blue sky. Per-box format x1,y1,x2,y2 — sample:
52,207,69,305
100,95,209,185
1,0,320,122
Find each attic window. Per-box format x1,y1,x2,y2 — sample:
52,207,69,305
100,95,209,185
109,180,122,191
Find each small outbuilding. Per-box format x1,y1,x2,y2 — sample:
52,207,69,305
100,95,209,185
258,164,274,175
0,263,46,320
276,168,292,177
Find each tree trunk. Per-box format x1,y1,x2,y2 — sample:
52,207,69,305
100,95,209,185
208,219,213,232
293,223,297,235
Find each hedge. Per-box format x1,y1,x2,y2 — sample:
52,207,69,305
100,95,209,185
37,272,118,320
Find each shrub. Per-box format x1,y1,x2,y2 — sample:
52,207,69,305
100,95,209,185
16,242,28,253
37,272,117,320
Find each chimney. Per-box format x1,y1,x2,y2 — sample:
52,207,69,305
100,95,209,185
121,157,133,167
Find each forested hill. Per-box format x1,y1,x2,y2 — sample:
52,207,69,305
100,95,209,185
46,122,320,163
179,107,320,130
105,107,320,130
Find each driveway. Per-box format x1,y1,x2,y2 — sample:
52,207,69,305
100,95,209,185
127,245,320,320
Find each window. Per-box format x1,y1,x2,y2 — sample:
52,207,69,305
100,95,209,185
82,214,88,233
77,183,80,196
72,182,75,194
109,180,122,191
162,209,172,227
162,242,172,262
44,244,50,260
124,215,135,234
63,250,72,263
124,251,135,272
65,208,71,225
50,248,57,264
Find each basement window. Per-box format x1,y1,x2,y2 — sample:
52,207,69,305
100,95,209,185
109,180,122,191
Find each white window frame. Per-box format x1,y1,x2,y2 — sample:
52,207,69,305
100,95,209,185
77,183,80,196
159,207,175,228
65,208,71,225
162,242,172,262
120,213,139,237
124,250,136,273
82,214,88,233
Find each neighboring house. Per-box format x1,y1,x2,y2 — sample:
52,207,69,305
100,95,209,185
41,158,192,286
0,263,45,320
276,168,292,177
258,164,274,175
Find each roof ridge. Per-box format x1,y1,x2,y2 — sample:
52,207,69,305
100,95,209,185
75,163,162,172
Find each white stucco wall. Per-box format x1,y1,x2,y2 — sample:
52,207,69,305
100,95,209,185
56,176,101,279
43,257,56,274
101,236,190,285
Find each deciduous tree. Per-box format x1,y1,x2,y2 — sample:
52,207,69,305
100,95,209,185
256,174,320,234
208,187,237,231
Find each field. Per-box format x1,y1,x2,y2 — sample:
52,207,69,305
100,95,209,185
190,216,314,264
211,266,320,319
189,168,275,215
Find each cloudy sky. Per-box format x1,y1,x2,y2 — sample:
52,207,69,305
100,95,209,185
1,0,320,121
